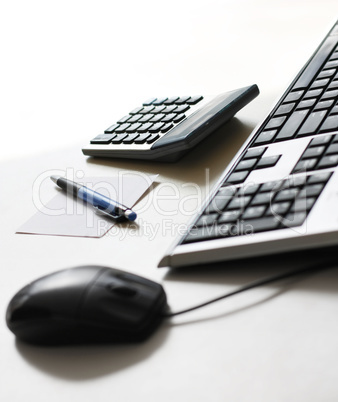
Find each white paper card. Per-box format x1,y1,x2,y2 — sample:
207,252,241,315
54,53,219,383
17,174,157,238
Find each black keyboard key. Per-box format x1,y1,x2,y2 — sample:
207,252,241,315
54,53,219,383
226,171,249,184
256,155,280,169
91,134,116,144
242,206,266,220
320,115,338,131
298,183,324,197
275,103,295,115
206,187,236,213
254,130,277,144
235,159,257,171
275,110,309,140
284,91,304,102
297,110,327,136
242,217,280,233
219,210,241,223
316,155,338,169
243,147,266,159
282,212,307,228
265,116,286,129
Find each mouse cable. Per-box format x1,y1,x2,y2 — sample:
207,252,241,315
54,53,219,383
162,259,337,318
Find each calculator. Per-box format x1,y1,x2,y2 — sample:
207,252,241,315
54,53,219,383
82,85,259,162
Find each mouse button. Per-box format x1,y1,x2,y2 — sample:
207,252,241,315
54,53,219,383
108,285,138,297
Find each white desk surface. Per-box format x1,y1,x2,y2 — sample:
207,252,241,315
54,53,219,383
1,1,338,401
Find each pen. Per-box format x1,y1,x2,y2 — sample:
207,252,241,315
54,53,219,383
50,176,137,221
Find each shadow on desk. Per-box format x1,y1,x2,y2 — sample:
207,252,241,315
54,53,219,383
15,325,170,381
85,117,255,184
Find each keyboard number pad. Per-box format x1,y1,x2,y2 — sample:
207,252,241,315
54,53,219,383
90,96,203,145
183,172,331,243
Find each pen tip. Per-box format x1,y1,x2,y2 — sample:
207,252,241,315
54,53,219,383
50,175,60,184
124,209,137,221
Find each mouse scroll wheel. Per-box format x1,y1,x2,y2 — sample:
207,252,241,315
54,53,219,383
108,285,138,297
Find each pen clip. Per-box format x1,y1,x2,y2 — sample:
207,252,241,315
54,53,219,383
93,205,126,222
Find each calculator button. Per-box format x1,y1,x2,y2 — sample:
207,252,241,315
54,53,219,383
128,114,143,123
130,106,143,115
187,95,203,105
137,123,153,133
112,134,128,143
153,97,168,105
147,134,160,143
139,114,153,123
134,134,151,144
123,134,139,144
164,96,180,105
126,123,142,133
149,123,165,133
175,96,191,104
161,123,174,132
140,106,155,114
143,97,157,106
150,114,165,123
104,124,119,133
152,106,166,114
91,134,116,144
162,113,176,123
174,105,190,114
173,113,186,123
115,123,131,133
163,105,177,114
117,115,131,124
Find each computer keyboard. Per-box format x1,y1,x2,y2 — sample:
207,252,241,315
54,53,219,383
159,20,338,268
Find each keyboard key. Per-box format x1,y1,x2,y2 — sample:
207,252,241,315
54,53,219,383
303,88,323,99
302,146,325,159
143,97,157,105
297,110,327,136
219,210,241,223
139,114,153,123
266,202,291,217
235,159,257,171
309,135,331,146
237,183,260,195
126,123,142,133
151,106,166,114
275,110,309,140
260,180,283,192
206,187,236,213
284,90,304,102
328,81,338,90
163,105,177,114
90,134,116,144
307,172,332,184
321,89,338,99
282,212,307,228
297,99,316,109
162,113,176,123
293,159,317,172
254,130,277,145
317,69,336,79
140,106,155,114
274,188,299,202
256,155,280,168
265,116,286,129
241,217,280,233
150,113,165,123
320,115,338,132
153,97,168,105
313,100,334,110
275,103,295,115
251,192,272,205
196,214,218,227
310,79,330,88
175,105,190,114
227,196,251,210
226,171,249,184
243,147,266,159
291,197,316,212
130,106,143,115
316,155,338,169
163,96,179,105
298,183,324,197
242,206,266,220
325,143,338,154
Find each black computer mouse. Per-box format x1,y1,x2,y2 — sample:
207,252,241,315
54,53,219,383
6,266,168,346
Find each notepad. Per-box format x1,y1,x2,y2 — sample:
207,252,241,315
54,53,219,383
17,174,157,238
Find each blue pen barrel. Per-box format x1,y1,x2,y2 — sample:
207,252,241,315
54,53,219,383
78,187,123,217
